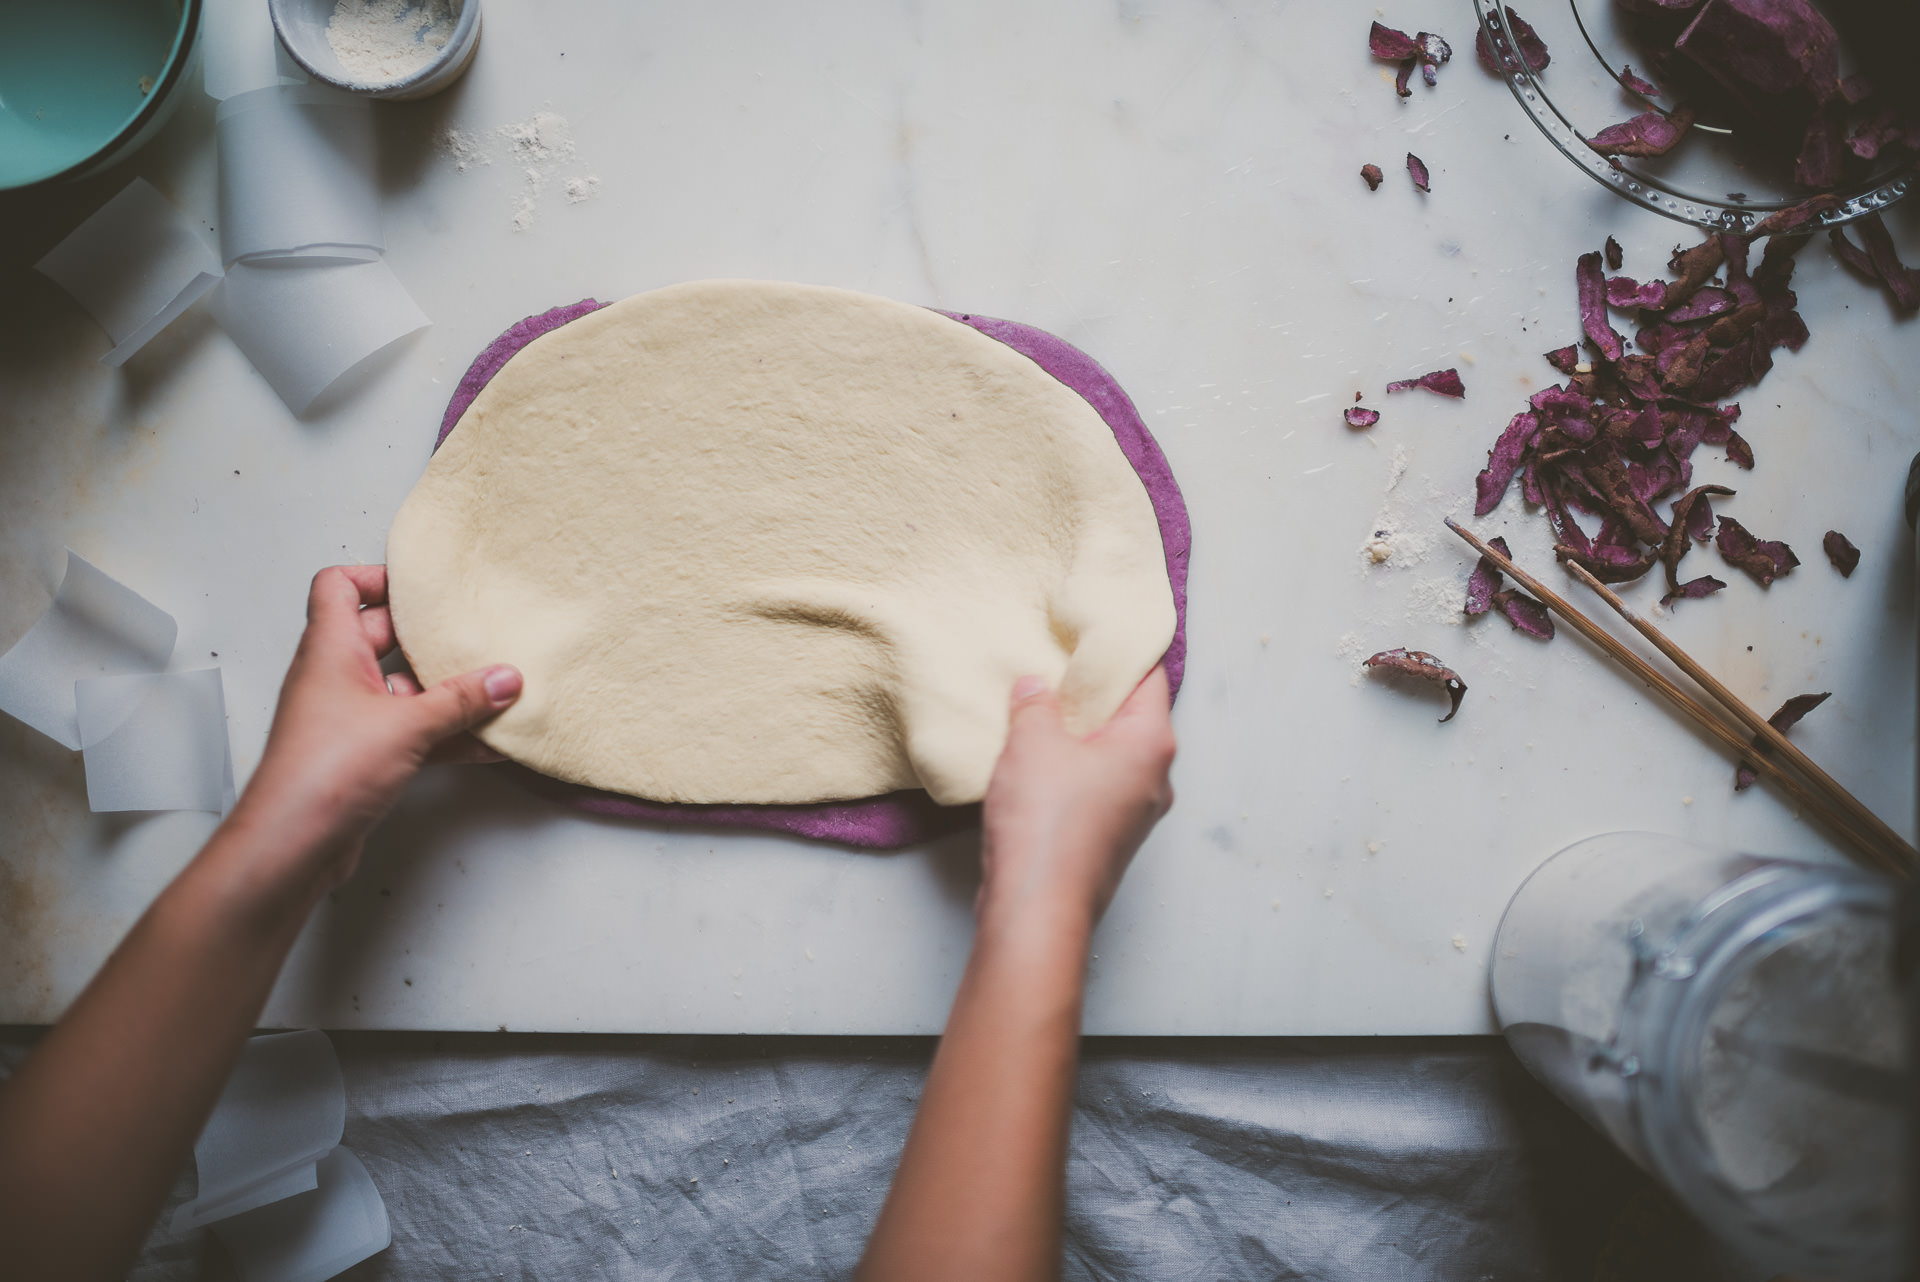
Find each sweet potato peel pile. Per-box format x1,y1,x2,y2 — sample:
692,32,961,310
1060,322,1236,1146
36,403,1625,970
1476,3,1920,316
1473,228,1827,608
1585,0,1920,198
1356,7,1887,744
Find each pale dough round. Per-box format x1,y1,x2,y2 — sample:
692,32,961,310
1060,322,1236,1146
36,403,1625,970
386,280,1176,807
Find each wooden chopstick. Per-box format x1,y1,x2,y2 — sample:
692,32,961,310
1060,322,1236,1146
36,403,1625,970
1561,558,1919,871
1444,520,1908,878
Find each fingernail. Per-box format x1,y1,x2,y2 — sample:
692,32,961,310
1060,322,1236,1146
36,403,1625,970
1011,675,1048,700
484,666,522,705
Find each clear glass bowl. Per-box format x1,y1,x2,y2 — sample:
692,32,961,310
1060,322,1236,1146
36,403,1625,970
1473,0,1913,231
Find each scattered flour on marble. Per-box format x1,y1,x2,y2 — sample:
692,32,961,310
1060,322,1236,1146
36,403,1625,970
1404,574,1468,631
1384,443,1409,494
511,168,543,232
502,110,575,165
1342,439,1516,692
500,112,575,230
1335,631,1370,686
326,0,455,84
437,127,490,171
434,110,598,231
1357,444,1439,574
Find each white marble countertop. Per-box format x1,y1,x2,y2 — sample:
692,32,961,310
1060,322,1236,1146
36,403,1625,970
2,0,1914,1034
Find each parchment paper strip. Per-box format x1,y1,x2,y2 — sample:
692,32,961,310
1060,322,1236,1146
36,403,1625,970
75,669,236,814
210,1148,392,1282
34,179,224,366
202,0,309,101
216,85,382,266
213,258,429,413
174,1031,348,1233
0,550,177,750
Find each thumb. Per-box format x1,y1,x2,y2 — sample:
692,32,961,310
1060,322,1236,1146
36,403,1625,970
1101,666,1172,736
1095,665,1176,764
408,665,522,746
1005,674,1067,743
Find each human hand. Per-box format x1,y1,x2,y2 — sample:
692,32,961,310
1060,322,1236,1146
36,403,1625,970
977,666,1175,930
230,565,521,893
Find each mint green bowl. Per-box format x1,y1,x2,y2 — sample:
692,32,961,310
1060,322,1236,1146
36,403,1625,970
0,0,203,191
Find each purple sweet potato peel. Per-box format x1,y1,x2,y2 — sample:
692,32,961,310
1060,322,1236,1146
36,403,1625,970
1577,252,1624,361
1605,275,1668,309
1463,535,1509,616
1823,529,1860,576
1363,649,1468,722
432,300,1192,849
1619,65,1659,97
1387,366,1464,397
1370,22,1452,96
1734,691,1830,792
1474,411,1540,516
1829,214,1920,312
1590,107,1694,158
1369,22,1421,62
1473,7,1549,75
1491,589,1555,639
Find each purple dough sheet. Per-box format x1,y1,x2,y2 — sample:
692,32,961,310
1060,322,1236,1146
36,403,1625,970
939,311,1191,698
435,299,1191,849
438,299,610,447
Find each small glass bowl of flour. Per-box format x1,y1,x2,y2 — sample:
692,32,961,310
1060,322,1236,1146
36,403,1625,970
270,0,481,100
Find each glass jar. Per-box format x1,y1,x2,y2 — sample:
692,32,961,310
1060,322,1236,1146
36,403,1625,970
1492,832,1904,1280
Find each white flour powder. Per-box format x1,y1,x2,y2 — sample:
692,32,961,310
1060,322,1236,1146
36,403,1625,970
326,0,457,85
437,127,489,171
435,111,597,230
502,111,574,164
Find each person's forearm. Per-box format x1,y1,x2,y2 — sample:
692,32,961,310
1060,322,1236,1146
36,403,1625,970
0,805,328,1282
857,888,1095,1282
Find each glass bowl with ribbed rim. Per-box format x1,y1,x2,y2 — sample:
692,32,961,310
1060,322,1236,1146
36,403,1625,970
1472,0,1913,232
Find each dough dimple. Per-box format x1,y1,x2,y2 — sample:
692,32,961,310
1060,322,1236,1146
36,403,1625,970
387,280,1176,806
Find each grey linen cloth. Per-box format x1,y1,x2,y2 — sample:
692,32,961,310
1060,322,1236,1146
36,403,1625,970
1,1032,1718,1280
